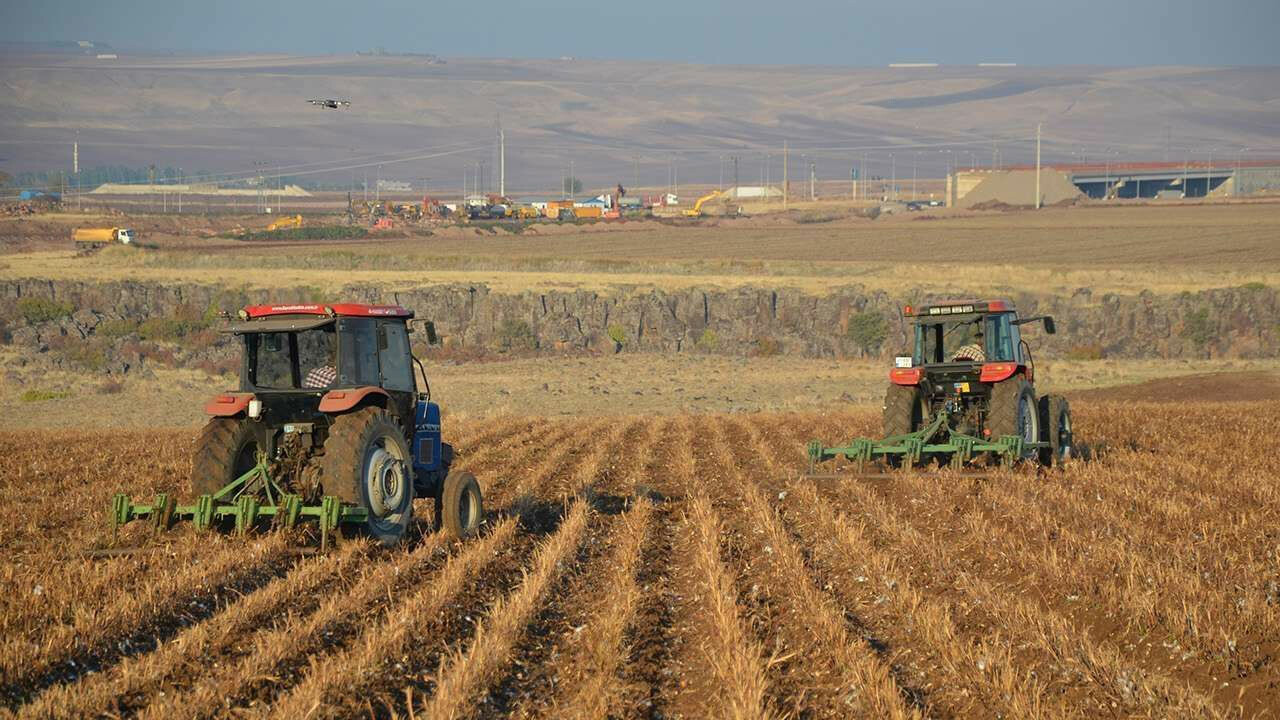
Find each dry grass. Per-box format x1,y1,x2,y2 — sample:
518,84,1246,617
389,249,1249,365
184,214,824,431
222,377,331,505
5,348,1276,430
3,202,1278,295
2,401,1278,717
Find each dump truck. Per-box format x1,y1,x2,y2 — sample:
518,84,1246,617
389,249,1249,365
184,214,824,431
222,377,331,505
808,298,1072,472
111,303,483,547
73,227,135,248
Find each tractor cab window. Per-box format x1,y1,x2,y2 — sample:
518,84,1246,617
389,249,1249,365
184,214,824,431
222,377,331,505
378,321,414,392
249,332,294,388
246,325,337,390
915,316,987,364
298,326,338,388
983,313,1017,362
337,318,381,387
914,313,1018,364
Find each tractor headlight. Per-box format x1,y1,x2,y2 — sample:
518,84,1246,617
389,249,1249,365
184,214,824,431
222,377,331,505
248,399,263,420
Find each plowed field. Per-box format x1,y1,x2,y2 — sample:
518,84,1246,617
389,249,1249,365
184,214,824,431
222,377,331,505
2,402,1278,718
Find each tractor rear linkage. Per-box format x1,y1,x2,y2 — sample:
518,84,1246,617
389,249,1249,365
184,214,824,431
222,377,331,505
807,405,1046,473
111,455,367,550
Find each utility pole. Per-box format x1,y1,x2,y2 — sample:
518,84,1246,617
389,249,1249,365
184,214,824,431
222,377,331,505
1035,123,1042,209
890,153,896,201
860,154,866,201
1206,148,1213,198
810,162,816,201
732,155,739,190
499,126,505,198
912,152,918,201
73,133,81,212
783,140,789,210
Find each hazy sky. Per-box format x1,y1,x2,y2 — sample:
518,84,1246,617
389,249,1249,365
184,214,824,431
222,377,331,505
3,0,1278,66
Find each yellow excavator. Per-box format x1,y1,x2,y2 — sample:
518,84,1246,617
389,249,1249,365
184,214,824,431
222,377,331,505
683,190,724,217
266,214,303,231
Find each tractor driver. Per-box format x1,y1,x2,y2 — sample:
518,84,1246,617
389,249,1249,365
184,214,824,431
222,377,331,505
951,322,986,363
300,327,338,389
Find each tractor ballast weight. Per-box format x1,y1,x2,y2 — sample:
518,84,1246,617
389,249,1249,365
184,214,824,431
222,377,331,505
111,303,483,547
809,298,1073,473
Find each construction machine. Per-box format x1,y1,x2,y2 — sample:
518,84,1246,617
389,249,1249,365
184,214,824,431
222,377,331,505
684,190,724,217
266,215,303,232
807,298,1073,474
111,303,483,547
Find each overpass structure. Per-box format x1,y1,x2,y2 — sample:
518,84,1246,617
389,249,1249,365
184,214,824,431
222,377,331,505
948,160,1280,207
1066,161,1280,200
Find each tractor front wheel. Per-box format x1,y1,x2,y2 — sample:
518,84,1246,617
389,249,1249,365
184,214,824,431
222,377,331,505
437,471,483,539
320,407,414,546
191,417,260,497
987,376,1039,462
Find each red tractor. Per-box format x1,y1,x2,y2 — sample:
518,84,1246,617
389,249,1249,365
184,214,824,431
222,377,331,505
810,298,1073,470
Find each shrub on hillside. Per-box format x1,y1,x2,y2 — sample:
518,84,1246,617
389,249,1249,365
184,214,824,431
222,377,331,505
496,318,538,351
846,311,888,357
18,297,73,324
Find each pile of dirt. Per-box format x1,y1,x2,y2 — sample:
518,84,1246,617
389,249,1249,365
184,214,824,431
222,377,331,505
958,169,1083,209
1069,370,1280,403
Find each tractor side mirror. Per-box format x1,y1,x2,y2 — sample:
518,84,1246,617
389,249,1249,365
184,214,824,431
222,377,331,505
1043,316,1056,335
424,321,439,345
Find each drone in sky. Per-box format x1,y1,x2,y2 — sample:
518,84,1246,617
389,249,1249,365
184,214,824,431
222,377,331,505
308,99,351,109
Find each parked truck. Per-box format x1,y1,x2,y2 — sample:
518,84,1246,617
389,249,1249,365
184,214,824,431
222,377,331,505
73,227,135,248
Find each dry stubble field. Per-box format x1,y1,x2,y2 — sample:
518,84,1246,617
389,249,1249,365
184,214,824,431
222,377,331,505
2,400,1278,719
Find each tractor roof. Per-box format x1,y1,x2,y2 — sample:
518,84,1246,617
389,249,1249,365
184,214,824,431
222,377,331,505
241,303,414,320
904,299,1016,317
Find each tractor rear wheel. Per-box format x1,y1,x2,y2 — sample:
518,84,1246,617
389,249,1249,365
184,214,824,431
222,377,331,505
319,407,414,546
883,383,927,437
437,470,483,539
191,417,260,497
987,376,1039,462
1038,395,1073,467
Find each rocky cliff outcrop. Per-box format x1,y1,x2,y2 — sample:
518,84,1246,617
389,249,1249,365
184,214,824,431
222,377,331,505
2,280,1276,370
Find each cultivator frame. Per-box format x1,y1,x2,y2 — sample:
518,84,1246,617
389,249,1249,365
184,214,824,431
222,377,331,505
110,455,368,549
807,405,1046,474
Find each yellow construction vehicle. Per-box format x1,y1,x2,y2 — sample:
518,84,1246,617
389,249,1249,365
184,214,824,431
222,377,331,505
266,214,303,231
684,190,724,217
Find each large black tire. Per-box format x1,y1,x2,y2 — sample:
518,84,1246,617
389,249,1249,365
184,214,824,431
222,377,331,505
1038,395,1073,467
319,407,414,546
191,417,260,497
883,383,927,437
437,470,483,539
987,376,1040,461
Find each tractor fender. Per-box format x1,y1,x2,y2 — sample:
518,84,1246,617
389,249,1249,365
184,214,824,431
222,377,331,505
205,392,255,417
318,386,389,413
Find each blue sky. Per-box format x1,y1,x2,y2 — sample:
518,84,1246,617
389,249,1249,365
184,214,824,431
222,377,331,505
2,0,1278,65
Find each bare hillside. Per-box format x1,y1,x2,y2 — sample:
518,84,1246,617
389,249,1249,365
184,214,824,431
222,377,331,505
2,54,1276,188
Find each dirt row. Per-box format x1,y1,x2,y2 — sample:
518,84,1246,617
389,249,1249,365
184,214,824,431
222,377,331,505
1,400,1277,717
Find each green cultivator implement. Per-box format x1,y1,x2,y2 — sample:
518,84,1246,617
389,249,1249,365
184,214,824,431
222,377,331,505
111,455,367,549
807,403,1044,474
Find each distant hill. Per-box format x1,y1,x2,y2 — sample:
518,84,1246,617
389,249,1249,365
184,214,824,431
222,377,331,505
0,54,1275,193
